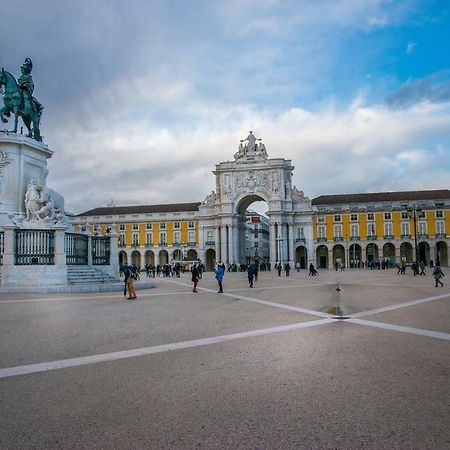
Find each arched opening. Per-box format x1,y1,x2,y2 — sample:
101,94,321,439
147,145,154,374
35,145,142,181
186,249,198,261
418,241,430,265
316,245,328,269
131,250,141,267
159,249,168,265
383,243,396,266
436,241,448,266
145,250,155,266
235,196,270,265
172,249,182,261
349,243,361,268
332,244,345,268
119,251,127,266
400,242,413,263
295,246,307,269
366,243,379,262
205,249,216,271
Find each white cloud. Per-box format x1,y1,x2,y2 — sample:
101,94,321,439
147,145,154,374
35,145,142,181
45,79,450,214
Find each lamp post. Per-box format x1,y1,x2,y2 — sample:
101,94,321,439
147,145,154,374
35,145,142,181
407,206,421,265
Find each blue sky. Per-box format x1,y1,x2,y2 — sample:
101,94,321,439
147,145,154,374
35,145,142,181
1,0,449,213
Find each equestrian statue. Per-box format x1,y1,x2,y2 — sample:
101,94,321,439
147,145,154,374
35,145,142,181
0,58,43,141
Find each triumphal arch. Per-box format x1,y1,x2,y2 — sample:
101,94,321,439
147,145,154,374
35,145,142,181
199,132,314,266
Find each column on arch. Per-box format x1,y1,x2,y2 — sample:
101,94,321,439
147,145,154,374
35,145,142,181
220,225,228,264
288,222,295,265
328,246,333,269
214,225,222,262
269,222,277,265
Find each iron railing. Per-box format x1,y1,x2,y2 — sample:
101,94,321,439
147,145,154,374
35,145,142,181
92,236,111,265
65,233,89,265
15,229,54,265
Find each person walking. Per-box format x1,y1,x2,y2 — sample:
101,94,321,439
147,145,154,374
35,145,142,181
214,263,225,293
277,262,282,277
122,264,137,300
433,264,444,287
295,261,300,272
284,262,291,277
191,263,200,293
247,263,255,288
419,261,426,276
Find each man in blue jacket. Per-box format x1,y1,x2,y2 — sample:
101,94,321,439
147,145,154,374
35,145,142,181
214,263,225,293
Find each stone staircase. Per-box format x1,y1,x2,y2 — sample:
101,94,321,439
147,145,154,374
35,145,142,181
67,266,120,285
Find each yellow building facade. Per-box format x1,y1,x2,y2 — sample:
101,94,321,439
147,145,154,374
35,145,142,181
74,190,450,270
73,203,201,267
311,190,449,268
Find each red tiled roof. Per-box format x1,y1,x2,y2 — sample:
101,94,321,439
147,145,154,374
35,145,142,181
312,190,450,205
77,202,201,217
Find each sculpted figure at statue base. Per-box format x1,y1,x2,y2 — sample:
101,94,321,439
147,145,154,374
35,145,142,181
24,179,64,222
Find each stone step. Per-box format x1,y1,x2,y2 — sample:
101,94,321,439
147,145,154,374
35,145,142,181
67,266,120,285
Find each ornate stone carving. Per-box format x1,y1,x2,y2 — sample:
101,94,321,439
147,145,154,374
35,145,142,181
234,131,269,161
292,186,309,201
0,149,10,193
24,179,64,221
234,170,271,196
203,190,217,206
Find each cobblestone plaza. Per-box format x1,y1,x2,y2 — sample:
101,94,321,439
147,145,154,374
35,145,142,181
1,268,449,449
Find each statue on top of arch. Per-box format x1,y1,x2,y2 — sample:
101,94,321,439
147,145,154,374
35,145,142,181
234,131,268,160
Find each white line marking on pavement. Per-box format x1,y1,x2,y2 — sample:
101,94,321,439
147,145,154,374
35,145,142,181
351,318,450,341
351,292,450,318
0,318,332,379
164,279,332,318
225,282,337,292
0,290,193,304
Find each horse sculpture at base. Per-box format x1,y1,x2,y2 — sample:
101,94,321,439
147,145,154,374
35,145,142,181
0,59,43,141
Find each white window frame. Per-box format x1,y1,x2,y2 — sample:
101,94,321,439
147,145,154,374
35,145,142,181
401,222,410,236
132,233,139,246
318,226,325,239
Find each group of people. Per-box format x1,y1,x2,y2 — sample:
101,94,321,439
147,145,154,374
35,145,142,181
122,258,445,299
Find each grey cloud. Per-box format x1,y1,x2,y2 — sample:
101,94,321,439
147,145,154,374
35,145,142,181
386,71,450,108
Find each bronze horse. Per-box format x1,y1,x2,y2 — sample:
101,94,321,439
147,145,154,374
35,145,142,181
0,68,42,141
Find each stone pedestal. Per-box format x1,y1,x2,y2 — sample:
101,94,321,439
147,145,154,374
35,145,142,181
0,132,53,225
1,221,68,288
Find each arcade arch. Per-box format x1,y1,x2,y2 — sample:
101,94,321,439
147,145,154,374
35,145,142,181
400,242,413,262
131,250,141,267
316,245,328,269
418,241,430,265
145,250,155,265
332,244,345,267
295,245,307,269
366,243,379,262
159,250,168,265
349,243,361,268
205,249,216,271
119,251,127,266
436,241,448,266
383,243,396,263
186,249,198,261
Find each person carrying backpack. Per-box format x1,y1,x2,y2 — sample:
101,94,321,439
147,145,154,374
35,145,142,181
122,264,137,300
